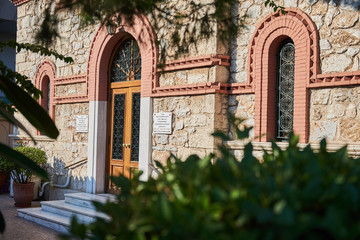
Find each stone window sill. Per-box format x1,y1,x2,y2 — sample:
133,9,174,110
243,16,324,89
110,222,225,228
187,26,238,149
8,134,56,142
224,140,360,157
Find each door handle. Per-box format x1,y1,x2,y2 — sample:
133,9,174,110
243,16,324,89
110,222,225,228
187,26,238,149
123,143,131,148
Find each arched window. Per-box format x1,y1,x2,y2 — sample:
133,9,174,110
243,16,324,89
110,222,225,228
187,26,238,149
276,40,295,140
110,38,141,82
46,81,50,113
249,9,319,143
34,61,56,136
41,75,50,113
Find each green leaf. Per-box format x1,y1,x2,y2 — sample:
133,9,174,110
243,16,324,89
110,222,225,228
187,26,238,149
155,160,164,170
0,106,36,143
185,154,200,162
0,143,48,181
158,192,171,220
288,132,299,147
68,216,88,239
0,76,59,139
110,175,130,194
235,126,253,140
320,138,327,152
198,154,214,168
212,131,231,141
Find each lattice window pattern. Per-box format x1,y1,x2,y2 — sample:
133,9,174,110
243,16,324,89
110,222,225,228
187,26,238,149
112,94,126,159
110,38,141,82
277,42,295,139
130,92,140,162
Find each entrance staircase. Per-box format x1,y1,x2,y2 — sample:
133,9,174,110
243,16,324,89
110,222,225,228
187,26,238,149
17,192,116,233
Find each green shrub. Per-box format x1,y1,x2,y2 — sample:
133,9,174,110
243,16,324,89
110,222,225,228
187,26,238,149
0,146,47,183
63,118,360,240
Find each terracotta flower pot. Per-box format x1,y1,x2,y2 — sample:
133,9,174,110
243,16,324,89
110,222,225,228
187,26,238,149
13,182,35,208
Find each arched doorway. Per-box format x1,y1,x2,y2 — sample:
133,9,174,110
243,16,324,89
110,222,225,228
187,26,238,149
86,14,158,194
107,36,141,191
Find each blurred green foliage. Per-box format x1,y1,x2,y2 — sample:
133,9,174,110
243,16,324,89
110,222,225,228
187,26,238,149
0,39,72,233
0,146,47,184
63,116,360,240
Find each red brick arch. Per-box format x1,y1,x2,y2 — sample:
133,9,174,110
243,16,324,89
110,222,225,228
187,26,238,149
248,8,319,143
87,14,158,101
34,60,56,121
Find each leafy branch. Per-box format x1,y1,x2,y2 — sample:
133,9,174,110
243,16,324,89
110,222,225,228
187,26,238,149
36,0,284,63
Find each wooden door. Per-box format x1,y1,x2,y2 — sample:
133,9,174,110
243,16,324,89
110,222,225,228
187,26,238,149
107,83,140,191
106,37,142,192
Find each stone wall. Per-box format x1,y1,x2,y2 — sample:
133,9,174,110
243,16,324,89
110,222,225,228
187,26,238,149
159,66,229,86
152,94,228,164
14,0,360,194
15,0,97,193
55,83,87,97
310,87,360,143
23,103,89,192
229,0,360,144
15,0,232,194
16,0,98,80
230,0,360,83
228,94,255,140
147,0,225,60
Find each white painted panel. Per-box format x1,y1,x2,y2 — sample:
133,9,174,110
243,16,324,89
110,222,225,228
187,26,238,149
86,101,107,194
139,97,152,181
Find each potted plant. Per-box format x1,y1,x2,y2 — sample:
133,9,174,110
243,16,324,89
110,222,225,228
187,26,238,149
1,146,47,207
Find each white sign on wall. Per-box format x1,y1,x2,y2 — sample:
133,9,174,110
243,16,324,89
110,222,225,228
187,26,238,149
153,112,172,134
76,115,89,133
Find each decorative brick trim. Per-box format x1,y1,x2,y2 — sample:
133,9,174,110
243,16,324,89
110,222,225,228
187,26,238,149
151,82,253,97
249,8,319,143
87,14,158,100
158,55,230,72
35,61,89,108
9,0,31,6
54,95,89,104
151,54,250,97
34,60,56,120
54,74,87,85
309,71,360,88
248,8,320,86
228,83,254,94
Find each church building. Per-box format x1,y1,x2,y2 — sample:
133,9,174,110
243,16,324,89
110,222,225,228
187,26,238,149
9,0,360,198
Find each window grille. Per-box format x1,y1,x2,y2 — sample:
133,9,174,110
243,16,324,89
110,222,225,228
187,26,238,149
276,41,295,140
110,38,141,82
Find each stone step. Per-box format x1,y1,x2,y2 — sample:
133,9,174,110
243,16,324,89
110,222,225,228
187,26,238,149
64,192,116,210
18,192,116,233
17,207,70,233
41,200,110,224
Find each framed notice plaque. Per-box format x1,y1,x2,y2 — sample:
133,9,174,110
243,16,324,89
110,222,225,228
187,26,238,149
153,112,172,134
76,115,88,133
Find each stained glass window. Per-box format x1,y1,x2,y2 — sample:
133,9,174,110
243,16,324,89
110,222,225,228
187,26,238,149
110,38,141,82
276,40,295,140
112,94,126,159
130,92,140,162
